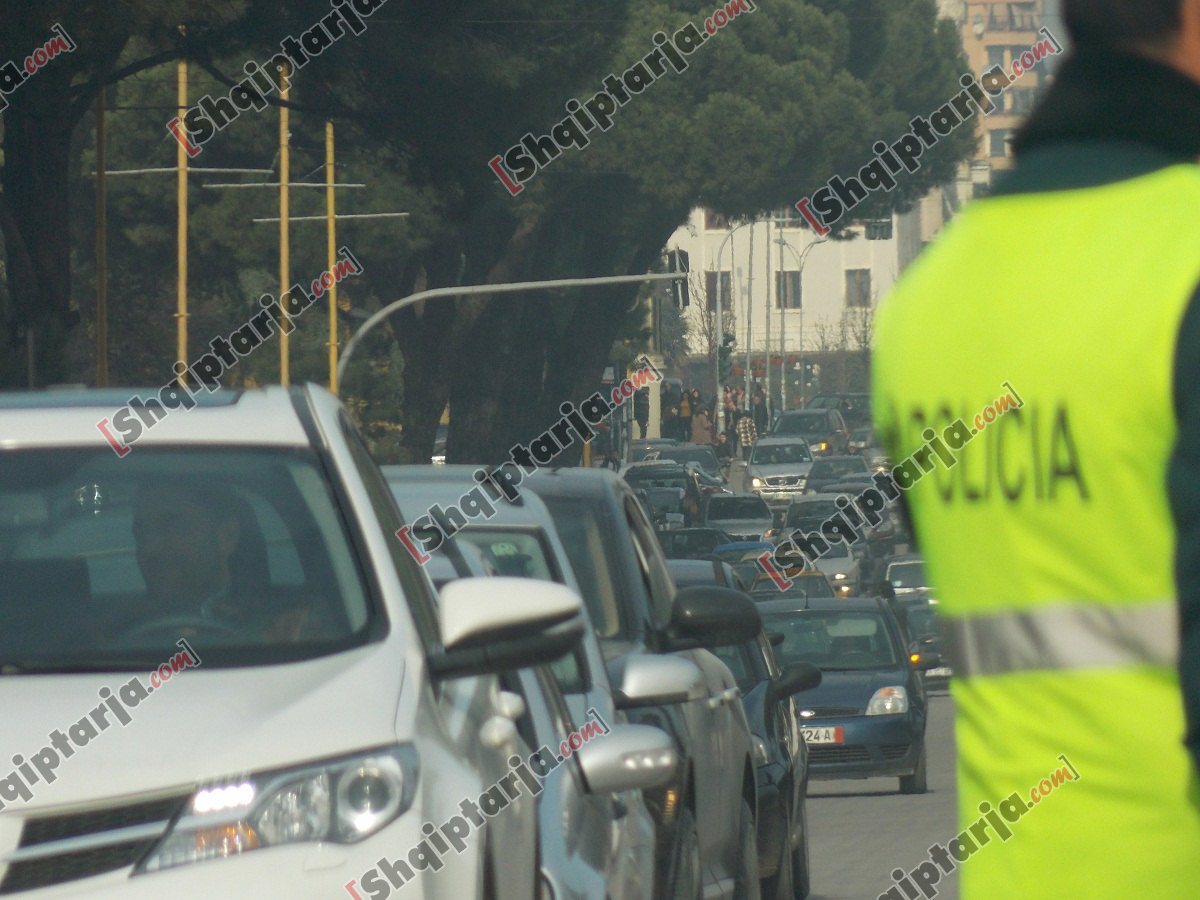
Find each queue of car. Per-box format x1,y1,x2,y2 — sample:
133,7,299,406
0,383,950,899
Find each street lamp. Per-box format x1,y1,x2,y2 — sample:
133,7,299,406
774,234,827,411
712,220,755,430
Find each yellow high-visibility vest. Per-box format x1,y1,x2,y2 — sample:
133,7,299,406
873,162,1200,898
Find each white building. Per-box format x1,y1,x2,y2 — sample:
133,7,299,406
664,205,923,372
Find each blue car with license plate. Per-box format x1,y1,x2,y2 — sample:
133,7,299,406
755,596,941,794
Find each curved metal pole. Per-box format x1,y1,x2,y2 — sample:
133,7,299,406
337,272,683,386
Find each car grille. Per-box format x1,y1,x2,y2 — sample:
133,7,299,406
881,744,912,760
800,707,859,718
808,746,870,764
0,794,188,894
764,476,804,487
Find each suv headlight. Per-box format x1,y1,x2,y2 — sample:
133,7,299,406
866,686,908,715
750,476,763,488
136,745,418,875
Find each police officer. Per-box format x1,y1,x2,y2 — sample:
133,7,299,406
872,1,1200,896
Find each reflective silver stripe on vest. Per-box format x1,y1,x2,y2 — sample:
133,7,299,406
943,600,1179,677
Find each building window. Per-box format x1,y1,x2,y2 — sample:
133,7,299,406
845,269,871,308
705,271,732,311
775,271,801,309
987,46,1006,68
989,129,1013,157
774,206,802,224
1010,87,1036,114
864,218,893,240
704,209,730,231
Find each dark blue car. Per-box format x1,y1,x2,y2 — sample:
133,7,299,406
756,596,940,794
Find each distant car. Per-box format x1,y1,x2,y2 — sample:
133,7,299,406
711,635,819,900
749,570,837,603
804,455,870,493
847,427,875,455
635,486,687,531
771,409,849,456
653,445,726,481
805,393,872,431
628,438,680,467
892,596,952,684
658,527,736,560
701,493,774,543
710,540,776,566
665,558,751,593
882,555,930,598
758,596,938,793
527,469,763,900
804,539,861,598
745,437,815,511
667,559,819,899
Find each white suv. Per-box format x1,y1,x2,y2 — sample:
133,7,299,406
0,386,586,898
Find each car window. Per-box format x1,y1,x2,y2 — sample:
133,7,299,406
786,499,841,524
706,496,771,520
540,495,624,639
0,445,377,668
773,411,829,435
889,561,927,587
456,527,587,694
625,496,675,629
749,442,812,465
763,610,900,670
712,641,758,692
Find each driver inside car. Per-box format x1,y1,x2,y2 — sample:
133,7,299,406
122,482,310,644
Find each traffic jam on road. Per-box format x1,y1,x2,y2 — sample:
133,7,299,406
0,380,959,900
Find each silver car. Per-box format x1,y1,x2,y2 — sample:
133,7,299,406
746,437,815,511
384,466,669,899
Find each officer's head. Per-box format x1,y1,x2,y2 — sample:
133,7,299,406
1065,0,1200,75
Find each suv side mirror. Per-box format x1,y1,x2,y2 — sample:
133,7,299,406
769,662,822,704
576,723,677,793
428,578,584,679
663,585,762,651
612,653,706,709
767,631,785,648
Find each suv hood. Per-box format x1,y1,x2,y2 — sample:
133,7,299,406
0,644,404,812
796,668,907,712
748,462,814,477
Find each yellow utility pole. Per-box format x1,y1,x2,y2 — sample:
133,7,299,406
326,120,339,393
176,58,189,381
95,91,108,386
279,72,291,385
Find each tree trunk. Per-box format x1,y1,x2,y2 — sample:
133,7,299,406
1,78,77,387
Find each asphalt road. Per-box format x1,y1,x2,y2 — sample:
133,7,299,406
806,690,958,900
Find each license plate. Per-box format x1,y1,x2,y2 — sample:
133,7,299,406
927,667,953,677
801,726,844,745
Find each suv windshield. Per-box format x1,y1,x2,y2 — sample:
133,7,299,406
810,457,869,479
763,610,899,670
787,499,841,525
625,466,689,491
890,561,927,588
656,447,720,473
0,447,373,670
750,442,812,465
773,412,829,436
706,497,771,521
659,529,727,559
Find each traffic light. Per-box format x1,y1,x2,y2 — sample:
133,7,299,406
718,334,735,382
667,249,690,307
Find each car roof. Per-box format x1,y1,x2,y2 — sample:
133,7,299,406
754,435,810,444
0,385,311,448
382,464,561,526
755,595,887,615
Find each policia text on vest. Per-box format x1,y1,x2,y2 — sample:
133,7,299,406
769,382,1026,574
